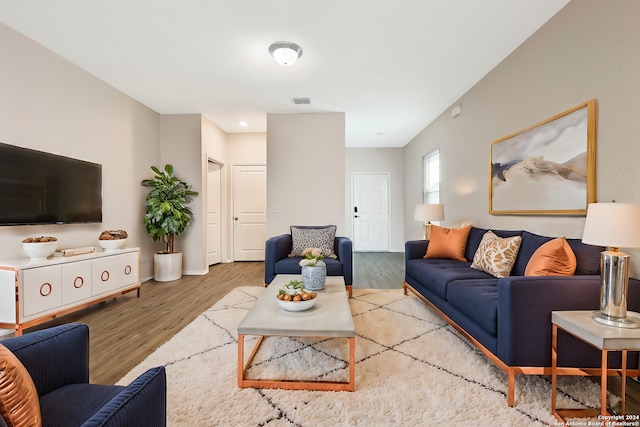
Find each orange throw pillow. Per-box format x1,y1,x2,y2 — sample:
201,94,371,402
424,225,472,261
0,344,42,427
525,237,577,276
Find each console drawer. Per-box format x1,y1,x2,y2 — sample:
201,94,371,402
118,252,139,287
92,256,119,296
62,260,93,305
23,265,62,317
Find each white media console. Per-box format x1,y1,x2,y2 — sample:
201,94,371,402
0,247,140,335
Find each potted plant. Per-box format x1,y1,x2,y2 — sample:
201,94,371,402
141,164,198,281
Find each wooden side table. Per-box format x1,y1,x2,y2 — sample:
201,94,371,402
551,311,640,422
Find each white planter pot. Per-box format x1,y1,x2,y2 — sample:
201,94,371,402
154,252,183,282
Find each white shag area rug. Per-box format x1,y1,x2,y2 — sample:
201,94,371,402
118,287,614,426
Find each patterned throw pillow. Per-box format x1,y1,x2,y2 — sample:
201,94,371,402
0,344,42,427
471,231,522,278
289,225,337,259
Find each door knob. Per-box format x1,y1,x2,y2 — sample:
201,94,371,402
234,217,238,220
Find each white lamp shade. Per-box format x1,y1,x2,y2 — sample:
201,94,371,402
414,204,445,222
582,203,640,248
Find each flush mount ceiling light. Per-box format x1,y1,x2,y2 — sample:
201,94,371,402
268,41,303,66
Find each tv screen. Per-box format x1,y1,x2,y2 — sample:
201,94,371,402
0,142,102,225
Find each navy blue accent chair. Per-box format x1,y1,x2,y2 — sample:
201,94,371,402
1,323,166,427
264,234,353,296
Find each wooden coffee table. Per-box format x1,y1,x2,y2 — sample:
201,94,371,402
237,274,355,391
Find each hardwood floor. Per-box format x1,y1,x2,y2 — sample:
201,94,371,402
14,252,640,415
22,252,405,385
28,261,264,384
352,251,404,290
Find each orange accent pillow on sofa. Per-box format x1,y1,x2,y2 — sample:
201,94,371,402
424,225,472,261
525,237,577,276
0,344,42,427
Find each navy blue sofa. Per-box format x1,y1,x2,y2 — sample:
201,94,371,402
264,234,353,296
1,323,166,427
404,226,640,407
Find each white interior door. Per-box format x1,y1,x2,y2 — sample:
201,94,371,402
352,172,390,251
233,165,266,261
207,161,222,265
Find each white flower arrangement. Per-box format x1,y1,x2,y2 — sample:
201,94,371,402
299,247,324,267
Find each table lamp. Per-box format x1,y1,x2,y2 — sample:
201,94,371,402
414,204,445,240
582,202,640,328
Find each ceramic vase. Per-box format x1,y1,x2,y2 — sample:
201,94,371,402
301,261,326,290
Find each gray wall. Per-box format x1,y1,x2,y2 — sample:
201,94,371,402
4,0,638,277
403,0,640,275
160,116,269,271
0,22,268,278
0,22,160,280
159,114,206,275
266,113,346,237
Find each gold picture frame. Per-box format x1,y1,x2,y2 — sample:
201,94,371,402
489,99,596,215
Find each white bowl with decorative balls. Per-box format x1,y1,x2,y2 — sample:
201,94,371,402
98,238,127,251
98,230,128,251
275,280,318,312
22,237,57,260
277,297,317,312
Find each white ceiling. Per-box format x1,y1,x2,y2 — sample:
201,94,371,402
0,1,570,148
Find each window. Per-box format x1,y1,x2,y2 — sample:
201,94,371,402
422,149,440,204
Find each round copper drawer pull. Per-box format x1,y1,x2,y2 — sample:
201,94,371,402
40,282,52,297
101,271,110,282
73,276,84,289
124,265,132,275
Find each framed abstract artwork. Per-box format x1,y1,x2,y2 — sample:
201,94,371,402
489,99,596,215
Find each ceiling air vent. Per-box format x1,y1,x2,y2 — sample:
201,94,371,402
291,97,311,105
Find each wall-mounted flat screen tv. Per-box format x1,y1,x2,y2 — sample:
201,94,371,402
0,142,102,225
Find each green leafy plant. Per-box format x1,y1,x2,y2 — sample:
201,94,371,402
277,279,305,295
141,164,198,254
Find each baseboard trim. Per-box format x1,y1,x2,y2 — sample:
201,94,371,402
182,269,209,276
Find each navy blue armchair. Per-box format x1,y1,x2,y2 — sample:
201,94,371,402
1,323,166,427
265,234,353,296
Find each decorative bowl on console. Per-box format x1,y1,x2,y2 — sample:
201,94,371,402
22,237,58,260
98,230,128,251
98,238,127,251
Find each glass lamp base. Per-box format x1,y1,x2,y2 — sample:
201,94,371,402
592,310,640,328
